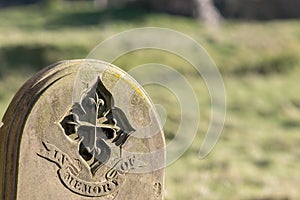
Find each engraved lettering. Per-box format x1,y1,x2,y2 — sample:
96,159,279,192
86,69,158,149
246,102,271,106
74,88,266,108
120,161,129,171
75,180,81,191
61,154,65,165
112,179,119,187
74,180,80,189
119,156,136,172
63,171,71,183
57,167,122,197
129,156,135,166
68,176,73,185
54,150,58,159
93,186,100,194
106,169,117,179
38,123,138,197
103,183,111,192
36,77,138,197
84,184,92,194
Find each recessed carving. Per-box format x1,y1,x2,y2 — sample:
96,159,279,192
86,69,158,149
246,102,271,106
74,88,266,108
1,60,165,199
60,77,135,175
38,142,139,197
37,76,139,197
154,182,162,197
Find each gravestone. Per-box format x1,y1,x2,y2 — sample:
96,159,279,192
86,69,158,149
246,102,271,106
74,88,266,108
0,59,165,199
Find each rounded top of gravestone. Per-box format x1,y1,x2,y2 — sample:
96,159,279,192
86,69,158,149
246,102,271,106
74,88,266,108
0,59,165,200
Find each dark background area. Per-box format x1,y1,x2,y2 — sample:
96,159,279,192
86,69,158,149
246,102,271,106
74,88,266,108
1,0,300,20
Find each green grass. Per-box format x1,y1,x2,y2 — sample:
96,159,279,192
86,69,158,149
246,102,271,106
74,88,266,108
1,2,300,199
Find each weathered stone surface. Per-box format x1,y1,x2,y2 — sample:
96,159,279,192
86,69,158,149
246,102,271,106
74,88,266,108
0,59,165,199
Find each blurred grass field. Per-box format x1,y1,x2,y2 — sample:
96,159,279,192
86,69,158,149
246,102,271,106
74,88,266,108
1,2,300,199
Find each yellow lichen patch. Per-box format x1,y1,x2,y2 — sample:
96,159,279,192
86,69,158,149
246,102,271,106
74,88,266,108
129,91,151,127
102,67,124,91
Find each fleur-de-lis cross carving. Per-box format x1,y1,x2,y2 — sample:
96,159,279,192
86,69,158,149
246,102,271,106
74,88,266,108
60,77,135,175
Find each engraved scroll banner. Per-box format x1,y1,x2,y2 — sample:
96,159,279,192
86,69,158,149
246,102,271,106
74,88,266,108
37,142,128,197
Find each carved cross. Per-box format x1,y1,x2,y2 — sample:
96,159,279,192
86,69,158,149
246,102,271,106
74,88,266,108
60,77,135,175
